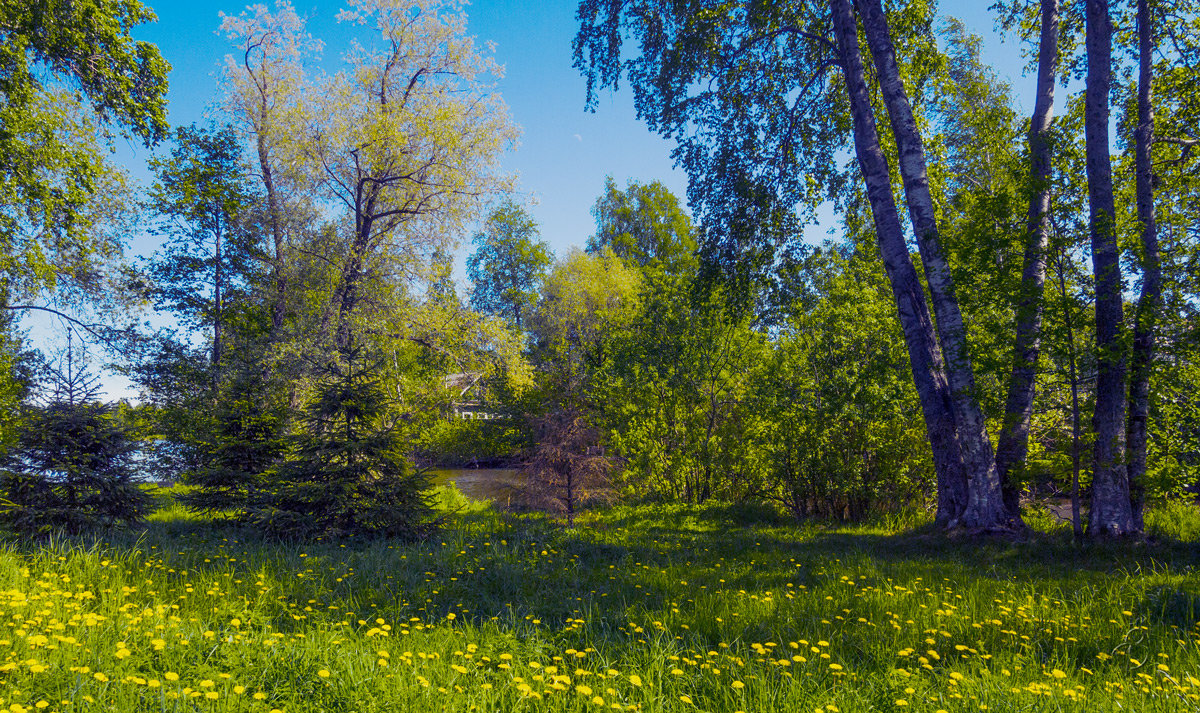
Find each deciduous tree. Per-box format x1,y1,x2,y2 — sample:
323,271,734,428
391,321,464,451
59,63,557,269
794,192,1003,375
295,0,517,351
467,201,551,331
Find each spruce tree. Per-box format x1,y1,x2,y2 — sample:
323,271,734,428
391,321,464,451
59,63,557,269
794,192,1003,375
175,365,290,517
247,343,432,538
0,340,152,534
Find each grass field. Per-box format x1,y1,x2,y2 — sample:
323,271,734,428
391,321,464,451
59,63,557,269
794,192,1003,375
1,488,1200,712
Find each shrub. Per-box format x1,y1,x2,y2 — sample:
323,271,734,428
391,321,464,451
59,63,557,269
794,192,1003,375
246,344,433,539
0,401,153,534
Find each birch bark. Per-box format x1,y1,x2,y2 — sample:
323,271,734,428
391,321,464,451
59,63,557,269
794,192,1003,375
996,0,1060,516
1084,0,1135,536
1126,0,1159,533
855,0,1013,530
830,0,968,526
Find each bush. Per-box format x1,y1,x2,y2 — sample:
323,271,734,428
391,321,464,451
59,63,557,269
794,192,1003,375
0,402,153,535
245,344,433,539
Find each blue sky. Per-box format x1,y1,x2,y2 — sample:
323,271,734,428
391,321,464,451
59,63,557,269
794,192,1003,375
48,0,1038,398
122,0,1031,259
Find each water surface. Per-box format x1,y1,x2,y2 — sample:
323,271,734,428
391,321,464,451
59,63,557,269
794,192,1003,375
429,468,521,504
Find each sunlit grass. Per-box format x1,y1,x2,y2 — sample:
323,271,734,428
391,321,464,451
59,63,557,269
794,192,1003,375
0,491,1198,711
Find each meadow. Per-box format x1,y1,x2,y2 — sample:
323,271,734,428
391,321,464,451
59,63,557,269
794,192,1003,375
1,489,1200,712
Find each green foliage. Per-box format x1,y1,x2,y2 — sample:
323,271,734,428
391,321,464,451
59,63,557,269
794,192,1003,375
0,0,169,143
0,400,152,535
247,344,433,539
529,248,641,396
1144,359,1200,499
601,274,765,503
573,0,844,242
587,176,697,274
762,248,934,519
145,124,258,352
0,0,168,305
0,311,33,453
467,201,551,330
417,418,529,468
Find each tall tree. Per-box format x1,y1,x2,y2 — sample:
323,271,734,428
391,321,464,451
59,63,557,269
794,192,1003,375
995,0,1061,516
0,0,168,329
1125,0,1161,531
146,124,256,387
1085,0,1136,536
586,176,697,273
467,201,551,330
219,0,316,339
295,0,517,352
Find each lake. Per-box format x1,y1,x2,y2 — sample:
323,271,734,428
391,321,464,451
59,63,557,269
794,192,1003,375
429,468,522,504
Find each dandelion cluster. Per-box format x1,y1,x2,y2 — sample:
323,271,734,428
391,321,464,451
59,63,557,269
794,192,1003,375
0,500,1196,711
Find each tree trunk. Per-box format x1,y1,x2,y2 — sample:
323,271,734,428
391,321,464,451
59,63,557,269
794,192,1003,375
1084,0,1135,537
855,0,1013,531
256,104,289,340
830,0,967,527
212,207,224,389
996,0,1059,518
335,188,377,352
1126,0,1159,533
1054,248,1084,539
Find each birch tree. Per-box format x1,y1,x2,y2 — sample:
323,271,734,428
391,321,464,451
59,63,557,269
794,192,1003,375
852,0,1010,530
994,0,1061,517
1125,0,1160,531
1084,0,1136,536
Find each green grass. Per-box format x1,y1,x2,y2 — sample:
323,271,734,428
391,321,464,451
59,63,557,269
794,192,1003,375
1,490,1199,712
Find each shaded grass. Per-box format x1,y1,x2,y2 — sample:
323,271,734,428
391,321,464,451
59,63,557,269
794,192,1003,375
0,492,1198,711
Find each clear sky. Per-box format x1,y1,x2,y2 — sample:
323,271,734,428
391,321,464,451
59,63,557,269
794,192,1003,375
119,0,1033,259
40,0,1040,398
